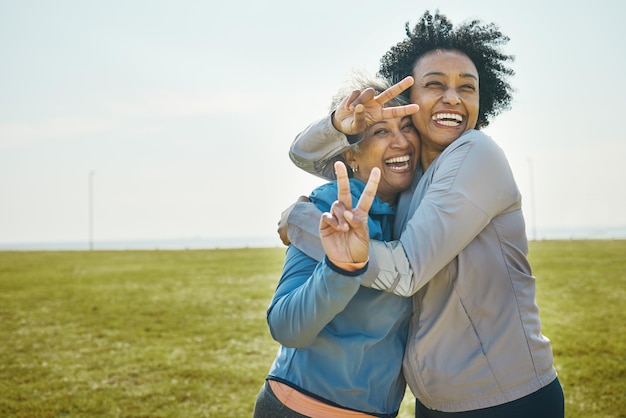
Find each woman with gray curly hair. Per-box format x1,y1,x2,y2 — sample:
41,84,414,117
254,73,420,418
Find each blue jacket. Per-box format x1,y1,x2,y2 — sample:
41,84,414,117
266,179,412,417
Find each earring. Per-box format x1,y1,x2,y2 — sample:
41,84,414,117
352,165,358,173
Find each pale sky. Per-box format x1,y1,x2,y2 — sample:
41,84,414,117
1,0,625,248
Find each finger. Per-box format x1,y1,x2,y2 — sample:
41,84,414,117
277,223,290,245
355,167,380,213
351,103,367,132
330,200,350,231
374,76,414,105
342,89,361,110
335,161,352,210
343,209,367,227
319,212,340,233
349,87,376,108
381,103,419,119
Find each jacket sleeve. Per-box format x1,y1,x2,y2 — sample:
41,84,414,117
285,202,418,296
289,114,362,180
286,202,325,261
267,246,363,348
362,132,521,296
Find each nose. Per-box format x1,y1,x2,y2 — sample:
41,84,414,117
442,88,462,105
390,129,411,149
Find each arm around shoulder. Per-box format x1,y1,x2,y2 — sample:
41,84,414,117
360,131,518,297
361,240,416,297
289,114,359,180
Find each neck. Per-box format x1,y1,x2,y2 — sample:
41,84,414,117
421,150,438,171
377,192,396,206
354,173,395,206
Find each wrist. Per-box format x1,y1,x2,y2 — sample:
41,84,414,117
326,257,369,272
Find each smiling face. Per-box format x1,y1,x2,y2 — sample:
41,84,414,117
410,49,479,169
344,115,420,205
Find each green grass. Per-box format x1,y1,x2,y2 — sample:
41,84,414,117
0,241,624,417
528,241,626,417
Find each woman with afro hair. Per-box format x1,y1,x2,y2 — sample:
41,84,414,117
279,10,565,418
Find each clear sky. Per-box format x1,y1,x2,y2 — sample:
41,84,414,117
1,0,625,247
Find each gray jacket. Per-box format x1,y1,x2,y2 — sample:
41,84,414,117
287,115,558,412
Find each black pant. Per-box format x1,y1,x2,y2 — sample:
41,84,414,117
253,381,310,418
416,378,564,418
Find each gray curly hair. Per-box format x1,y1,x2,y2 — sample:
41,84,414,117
329,70,409,111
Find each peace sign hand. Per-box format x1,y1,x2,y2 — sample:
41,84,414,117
332,76,419,135
319,161,380,266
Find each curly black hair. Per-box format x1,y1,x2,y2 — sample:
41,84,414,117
378,10,515,129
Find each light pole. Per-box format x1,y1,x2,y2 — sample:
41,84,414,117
89,171,94,250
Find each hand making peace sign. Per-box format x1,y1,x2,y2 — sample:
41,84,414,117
332,76,419,135
319,161,380,267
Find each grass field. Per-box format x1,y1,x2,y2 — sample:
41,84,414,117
0,240,624,417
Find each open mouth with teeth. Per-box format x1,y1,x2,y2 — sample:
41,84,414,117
432,112,463,127
384,155,411,171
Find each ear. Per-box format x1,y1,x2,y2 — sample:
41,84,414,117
342,150,357,167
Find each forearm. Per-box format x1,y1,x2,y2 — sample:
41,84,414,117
287,202,325,261
361,240,415,297
362,195,490,296
268,255,363,348
287,202,418,297
289,114,360,180
362,132,518,296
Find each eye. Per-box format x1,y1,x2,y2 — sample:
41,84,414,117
460,83,477,92
424,81,444,89
401,120,415,131
373,128,389,136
